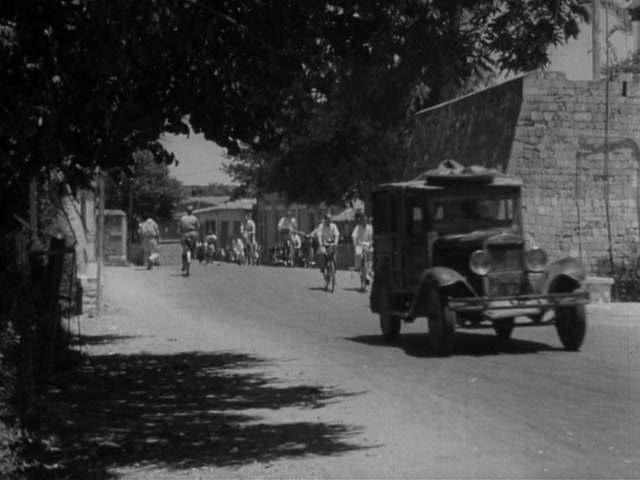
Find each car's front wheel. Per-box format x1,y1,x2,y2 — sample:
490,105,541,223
379,284,401,344
427,288,456,356
555,304,586,351
493,318,515,339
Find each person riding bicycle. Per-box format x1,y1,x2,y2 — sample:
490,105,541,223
178,205,199,271
291,231,302,266
278,210,298,265
204,232,217,264
314,213,340,276
351,210,373,287
241,210,257,259
232,235,245,265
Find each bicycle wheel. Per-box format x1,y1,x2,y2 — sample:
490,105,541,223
328,259,336,293
182,246,192,277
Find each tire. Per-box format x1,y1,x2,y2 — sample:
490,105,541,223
493,318,515,339
183,248,191,277
555,304,586,351
326,259,336,293
426,287,456,356
379,284,401,344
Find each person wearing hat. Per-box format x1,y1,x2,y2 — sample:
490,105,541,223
314,213,340,275
138,215,161,270
178,205,200,273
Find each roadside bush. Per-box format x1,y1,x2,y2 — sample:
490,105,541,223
0,248,36,479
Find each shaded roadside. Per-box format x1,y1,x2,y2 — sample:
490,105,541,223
37,339,368,479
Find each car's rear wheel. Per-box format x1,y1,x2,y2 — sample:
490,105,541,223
555,304,586,351
493,318,515,339
427,288,456,356
379,284,401,344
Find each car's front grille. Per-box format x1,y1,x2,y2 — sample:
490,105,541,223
485,244,525,296
487,245,523,273
487,273,524,296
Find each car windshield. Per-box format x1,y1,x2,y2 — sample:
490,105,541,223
433,196,517,232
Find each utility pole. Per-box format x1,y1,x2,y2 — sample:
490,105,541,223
96,170,105,319
593,0,602,80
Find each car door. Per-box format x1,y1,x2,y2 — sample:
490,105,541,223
402,191,428,292
372,189,402,290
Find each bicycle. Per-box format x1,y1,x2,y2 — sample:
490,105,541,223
244,236,258,266
358,242,373,293
323,242,337,293
181,235,196,277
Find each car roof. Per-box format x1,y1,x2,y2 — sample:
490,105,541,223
373,173,523,192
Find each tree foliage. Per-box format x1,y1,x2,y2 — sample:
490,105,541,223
106,150,183,223
606,51,640,74
1,0,590,215
225,0,591,204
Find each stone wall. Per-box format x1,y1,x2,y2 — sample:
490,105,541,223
409,71,640,275
511,71,640,274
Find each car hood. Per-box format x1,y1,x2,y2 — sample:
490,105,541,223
434,230,524,249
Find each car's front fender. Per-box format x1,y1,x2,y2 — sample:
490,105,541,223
401,267,476,320
540,257,587,294
421,266,469,288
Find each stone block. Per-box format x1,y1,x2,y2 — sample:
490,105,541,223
585,276,614,304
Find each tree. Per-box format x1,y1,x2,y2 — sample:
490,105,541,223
606,51,640,74
218,0,591,204
106,150,183,223
1,0,590,222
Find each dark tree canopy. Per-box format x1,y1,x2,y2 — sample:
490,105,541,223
106,150,183,223
1,0,589,215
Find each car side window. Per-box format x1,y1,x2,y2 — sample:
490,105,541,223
405,195,425,238
388,191,400,233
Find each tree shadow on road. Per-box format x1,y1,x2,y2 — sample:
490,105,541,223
347,331,562,358
41,350,369,478
71,333,142,347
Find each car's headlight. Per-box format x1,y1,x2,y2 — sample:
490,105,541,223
524,248,548,272
470,250,492,275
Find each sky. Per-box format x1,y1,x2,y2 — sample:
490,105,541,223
161,132,234,186
548,6,633,81
162,5,634,187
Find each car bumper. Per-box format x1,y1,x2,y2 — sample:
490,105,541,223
447,291,590,320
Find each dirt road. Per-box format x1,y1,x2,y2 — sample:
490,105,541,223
56,262,640,479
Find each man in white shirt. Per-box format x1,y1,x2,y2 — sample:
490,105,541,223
241,210,257,260
351,210,373,271
278,210,298,265
314,213,340,274
278,210,298,243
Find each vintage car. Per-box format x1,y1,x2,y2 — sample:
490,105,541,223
369,165,589,356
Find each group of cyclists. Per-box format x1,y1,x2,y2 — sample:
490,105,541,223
276,209,373,292
178,205,374,291
178,206,259,276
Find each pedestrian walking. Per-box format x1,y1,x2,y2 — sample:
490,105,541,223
138,215,161,269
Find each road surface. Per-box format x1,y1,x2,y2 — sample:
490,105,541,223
70,262,640,479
